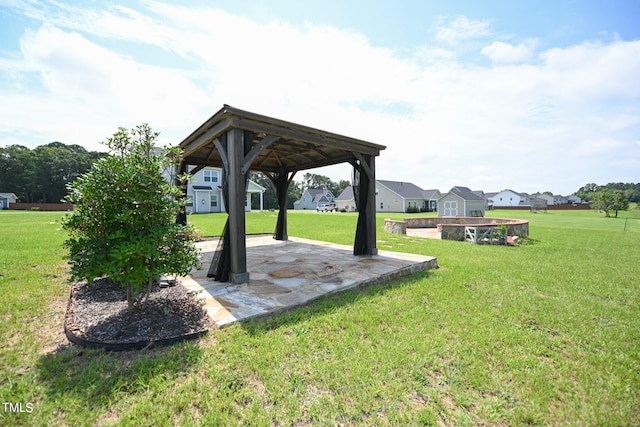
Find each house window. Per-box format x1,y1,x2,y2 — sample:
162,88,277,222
204,170,218,183
380,202,384,209
210,195,217,207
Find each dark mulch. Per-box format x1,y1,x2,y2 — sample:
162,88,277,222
65,278,211,348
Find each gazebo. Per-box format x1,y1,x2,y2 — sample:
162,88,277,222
177,105,385,284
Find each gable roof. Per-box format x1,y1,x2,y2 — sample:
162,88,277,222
496,189,522,196
304,188,333,203
421,189,441,200
336,186,354,201
377,180,426,199
446,186,485,201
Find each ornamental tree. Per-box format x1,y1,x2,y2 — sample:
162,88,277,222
591,189,629,218
62,124,199,308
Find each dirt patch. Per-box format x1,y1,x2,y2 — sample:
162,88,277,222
65,278,211,349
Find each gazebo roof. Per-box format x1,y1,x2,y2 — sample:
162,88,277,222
179,105,385,173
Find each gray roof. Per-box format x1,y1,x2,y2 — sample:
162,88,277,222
377,180,426,199
306,189,333,203
421,189,441,200
336,186,354,200
446,186,485,201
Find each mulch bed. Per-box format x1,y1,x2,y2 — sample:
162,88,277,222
64,278,211,351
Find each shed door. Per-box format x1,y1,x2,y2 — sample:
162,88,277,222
444,200,458,217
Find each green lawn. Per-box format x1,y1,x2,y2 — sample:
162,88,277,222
0,208,638,425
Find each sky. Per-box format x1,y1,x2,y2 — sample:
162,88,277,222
1,0,639,195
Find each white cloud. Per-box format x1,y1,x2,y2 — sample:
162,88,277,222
434,15,492,45
1,3,638,194
481,39,538,63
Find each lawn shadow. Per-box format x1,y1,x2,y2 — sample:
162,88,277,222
238,270,434,336
36,339,204,418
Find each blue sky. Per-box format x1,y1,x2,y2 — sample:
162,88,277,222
1,0,639,195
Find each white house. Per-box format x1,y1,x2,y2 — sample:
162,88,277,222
186,167,265,213
0,193,17,209
294,189,335,210
489,189,529,207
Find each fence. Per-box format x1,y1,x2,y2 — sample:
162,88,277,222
623,217,640,232
8,203,74,211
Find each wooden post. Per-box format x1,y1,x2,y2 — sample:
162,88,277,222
364,154,378,255
227,128,249,283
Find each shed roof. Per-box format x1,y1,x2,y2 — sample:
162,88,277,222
179,105,385,173
445,186,485,201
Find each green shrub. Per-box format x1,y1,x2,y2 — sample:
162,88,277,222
62,124,200,308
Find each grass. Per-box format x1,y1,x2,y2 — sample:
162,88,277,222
0,208,639,425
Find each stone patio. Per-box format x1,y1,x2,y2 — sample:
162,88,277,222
180,235,438,327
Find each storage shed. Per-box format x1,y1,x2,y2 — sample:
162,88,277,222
438,186,485,217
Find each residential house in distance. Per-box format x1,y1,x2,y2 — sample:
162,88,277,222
531,192,555,206
0,193,17,209
294,189,335,210
336,181,441,213
335,186,356,211
438,186,486,217
489,189,530,207
554,194,569,205
421,189,442,212
376,180,431,212
186,166,265,213
567,194,582,204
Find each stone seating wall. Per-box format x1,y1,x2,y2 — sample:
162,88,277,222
384,217,529,241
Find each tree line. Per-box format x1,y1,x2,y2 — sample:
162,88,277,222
575,182,639,218
575,182,640,203
0,142,105,203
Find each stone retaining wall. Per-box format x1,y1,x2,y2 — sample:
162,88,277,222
383,219,407,234
384,217,529,241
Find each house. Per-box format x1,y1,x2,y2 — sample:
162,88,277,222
567,194,582,204
554,195,569,205
335,186,356,211
0,193,17,209
531,192,555,206
421,189,442,212
489,189,529,207
376,180,432,212
294,189,335,210
186,167,265,213
438,186,485,217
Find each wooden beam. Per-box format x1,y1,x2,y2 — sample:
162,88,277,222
212,138,229,173
189,164,206,176
181,118,232,159
242,135,279,175
232,117,382,156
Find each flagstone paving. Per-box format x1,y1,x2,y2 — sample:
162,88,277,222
180,235,438,327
